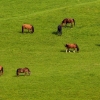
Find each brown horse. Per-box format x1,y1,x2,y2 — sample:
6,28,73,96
0,66,3,75
22,24,34,33
16,67,30,76
61,18,75,27
65,43,79,53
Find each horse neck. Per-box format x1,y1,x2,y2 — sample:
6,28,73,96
76,44,79,51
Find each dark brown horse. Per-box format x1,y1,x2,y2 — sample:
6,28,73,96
57,25,62,35
22,24,34,33
65,43,79,53
16,67,30,76
0,66,3,75
61,18,75,27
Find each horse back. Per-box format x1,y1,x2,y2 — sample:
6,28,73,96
22,24,32,29
65,44,76,48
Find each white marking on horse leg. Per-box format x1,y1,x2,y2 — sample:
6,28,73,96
73,50,75,53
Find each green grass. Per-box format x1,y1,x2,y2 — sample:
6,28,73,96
0,0,100,100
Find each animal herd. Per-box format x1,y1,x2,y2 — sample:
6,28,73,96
0,18,79,77
22,18,79,53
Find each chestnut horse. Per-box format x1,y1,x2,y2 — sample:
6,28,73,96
0,66,3,75
65,43,79,53
16,67,30,76
22,24,34,33
61,18,75,27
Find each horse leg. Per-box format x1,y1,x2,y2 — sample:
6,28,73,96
73,48,76,53
25,72,27,76
70,22,73,28
65,23,67,27
73,49,75,53
66,48,70,52
68,48,70,52
66,49,68,53
1,71,3,75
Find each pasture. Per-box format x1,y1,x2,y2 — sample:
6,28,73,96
0,0,100,100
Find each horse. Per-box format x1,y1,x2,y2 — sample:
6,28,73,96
65,43,79,53
22,24,34,33
57,25,62,35
61,18,75,27
16,67,30,76
0,66,3,75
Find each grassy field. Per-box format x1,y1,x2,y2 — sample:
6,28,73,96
0,0,100,100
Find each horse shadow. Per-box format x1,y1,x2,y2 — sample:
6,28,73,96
60,50,66,52
63,25,72,28
60,49,76,53
13,75,24,77
95,44,100,46
52,31,62,36
52,31,58,35
13,75,30,77
19,31,32,34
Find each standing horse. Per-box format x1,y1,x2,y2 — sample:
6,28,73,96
22,24,34,33
0,66,3,75
65,43,79,53
57,25,62,35
61,18,75,27
16,67,30,76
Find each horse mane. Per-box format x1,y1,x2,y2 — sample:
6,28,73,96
2,67,3,73
73,19,75,26
31,25,34,33
28,69,31,73
75,44,79,52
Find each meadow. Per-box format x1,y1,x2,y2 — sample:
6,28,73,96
0,0,100,100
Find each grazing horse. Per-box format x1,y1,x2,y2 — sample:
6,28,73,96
0,66,3,75
16,67,30,76
65,43,79,53
57,25,62,35
22,24,34,33
61,18,75,27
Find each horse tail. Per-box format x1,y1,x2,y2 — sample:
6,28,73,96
2,67,3,74
73,19,75,26
65,44,68,47
76,44,79,52
28,68,31,75
31,25,34,33
22,26,24,33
